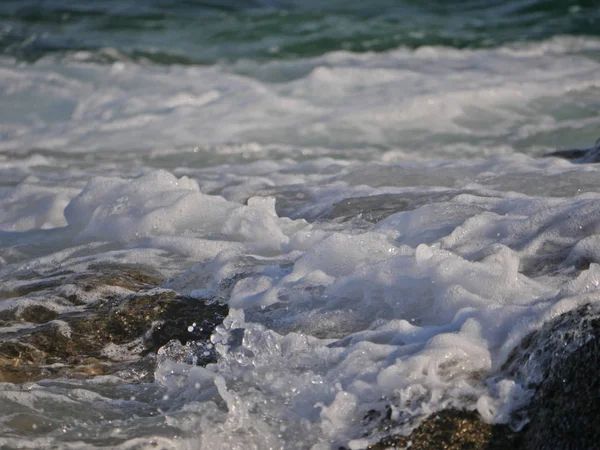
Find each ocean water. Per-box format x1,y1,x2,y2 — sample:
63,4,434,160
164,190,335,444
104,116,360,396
1,0,600,448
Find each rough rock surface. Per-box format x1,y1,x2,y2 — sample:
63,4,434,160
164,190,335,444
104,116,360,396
505,303,600,450
0,264,227,382
364,303,600,450
361,409,516,450
3,261,600,449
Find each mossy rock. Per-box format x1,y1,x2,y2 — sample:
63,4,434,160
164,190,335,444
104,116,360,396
0,266,227,383
94,290,227,353
364,409,516,450
19,305,59,324
75,262,166,293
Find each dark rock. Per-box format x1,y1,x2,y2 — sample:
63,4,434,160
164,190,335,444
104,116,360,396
364,303,600,449
19,305,59,324
363,302,600,450
0,263,164,303
80,262,166,292
505,303,600,450
0,266,227,383
366,409,516,450
98,290,227,353
0,278,65,301
544,137,600,163
157,339,218,367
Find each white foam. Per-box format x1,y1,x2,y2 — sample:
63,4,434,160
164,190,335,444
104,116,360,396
0,180,77,231
2,157,600,447
1,36,599,156
1,36,600,448
60,170,303,261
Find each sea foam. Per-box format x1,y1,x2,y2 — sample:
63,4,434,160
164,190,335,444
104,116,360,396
1,36,600,448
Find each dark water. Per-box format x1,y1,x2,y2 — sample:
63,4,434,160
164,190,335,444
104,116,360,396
1,0,599,64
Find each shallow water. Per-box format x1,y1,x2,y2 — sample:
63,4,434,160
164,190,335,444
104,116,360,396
1,1,600,448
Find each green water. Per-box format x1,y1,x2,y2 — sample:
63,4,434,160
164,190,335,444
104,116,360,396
1,0,599,64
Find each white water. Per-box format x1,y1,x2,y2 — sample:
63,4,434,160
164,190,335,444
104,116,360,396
1,36,600,448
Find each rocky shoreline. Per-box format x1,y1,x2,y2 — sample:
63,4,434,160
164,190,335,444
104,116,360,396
1,265,598,448
359,303,600,449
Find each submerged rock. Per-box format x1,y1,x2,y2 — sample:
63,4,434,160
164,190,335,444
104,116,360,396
327,191,458,223
0,265,227,383
0,262,165,303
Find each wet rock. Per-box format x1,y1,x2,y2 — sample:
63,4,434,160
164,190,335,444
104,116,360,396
19,305,59,324
504,303,600,450
366,303,600,449
327,191,458,223
0,278,65,301
0,262,164,304
156,339,217,367
544,137,600,163
79,262,166,292
0,341,49,383
0,266,227,383
365,409,516,450
98,290,227,353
